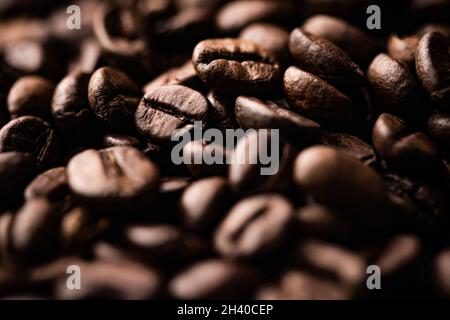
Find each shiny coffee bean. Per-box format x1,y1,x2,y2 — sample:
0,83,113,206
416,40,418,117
416,32,450,108
239,23,290,65
67,146,159,211
192,38,281,95
24,167,68,201
52,71,98,134
368,54,425,119
215,0,296,35
294,146,392,231
427,112,450,148
54,260,162,299
0,152,36,204
103,134,141,148
235,96,321,144
302,15,382,68
135,84,210,143
179,177,232,232
169,259,259,299
289,28,364,85
182,140,227,177
0,116,60,168
283,66,353,123
215,194,295,260
7,76,54,120
88,67,141,133
387,34,419,68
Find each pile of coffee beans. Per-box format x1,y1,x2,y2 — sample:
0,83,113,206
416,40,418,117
0,0,449,300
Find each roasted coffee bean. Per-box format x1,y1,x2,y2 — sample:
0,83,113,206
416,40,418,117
434,249,450,298
135,84,210,143
206,90,238,130
0,152,36,203
302,15,382,68
9,199,66,264
235,96,320,144
367,54,425,118
415,23,450,40
103,134,142,148
427,112,450,148
143,61,205,93
214,194,294,260
7,76,54,120
169,259,259,299
416,32,450,108
54,260,162,299
0,116,60,168
52,71,98,134
283,66,353,123
192,38,281,95
182,140,227,177
88,67,141,133
239,23,290,65
372,113,441,176
257,269,354,300
66,146,159,211
387,34,420,68
318,131,377,166
24,167,68,201
179,177,232,232
289,28,364,85
215,0,296,35
0,212,14,264
228,130,295,194
294,146,393,231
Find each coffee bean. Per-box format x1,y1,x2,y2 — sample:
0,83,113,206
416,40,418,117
302,14,383,68
179,177,232,232
283,66,353,123
0,116,60,168
416,32,450,108
387,34,419,68
206,90,238,130
0,152,36,203
54,260,162,299
235,96,320,144
103,134,142,148
427,112,450,148
88,67,141,133
368,53,425,119
67,146,159,211
215,0,297,35
169,259,259,299
239,23,290,65
135,84,210,143
193,38,281,95
289,28,364,85
24,167,68,201
52,71,98,134
434,249,450,298
182,140,227,177
294,146,393,231
7,76,54,120
215,194,294,260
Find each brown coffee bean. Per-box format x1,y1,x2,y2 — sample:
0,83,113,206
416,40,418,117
24,167,68,201
0,152,36,203
387,34,420,68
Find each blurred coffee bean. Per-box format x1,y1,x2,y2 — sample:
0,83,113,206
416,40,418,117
302,14,383,68
0,152,36,204
289,28,364,85
294,146,393,232
206,90,238,130
24,167,68,202
103,134,141,148
0,116,60,168
215,0,297,35
387,34,420,68
415,32,450,108
235,96,321,144
88,67,141,133
66,146,159,212
367,54,425,119
415,23,450,40
135,84,210,144
182,141,227,177
284,66,353,123
169,259,259,299
7,76,54,120
179,177,232,232
239,23,290,65
215,194,294,260
434,248,450,298
193,38,281,96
